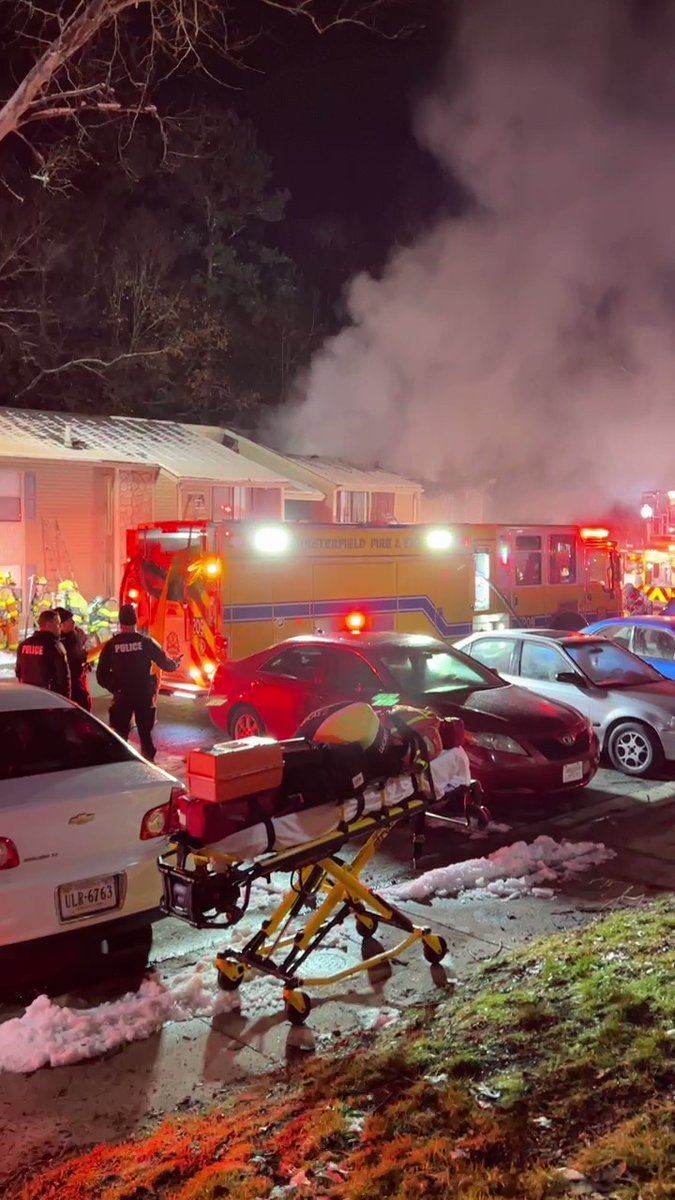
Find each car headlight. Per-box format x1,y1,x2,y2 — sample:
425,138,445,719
466,731,528,756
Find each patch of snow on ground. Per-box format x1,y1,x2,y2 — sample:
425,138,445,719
388,835,615,902
0,876,365,1074
0,964,227,1074
0,837,615,1073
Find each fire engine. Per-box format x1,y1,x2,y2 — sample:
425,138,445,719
623,491,675,607
121,521,621,694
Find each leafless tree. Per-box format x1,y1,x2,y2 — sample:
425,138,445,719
0,0,415,191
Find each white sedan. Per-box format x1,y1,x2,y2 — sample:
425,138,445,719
0,682,185,992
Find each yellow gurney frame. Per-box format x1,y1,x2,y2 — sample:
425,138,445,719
159,780,485,1024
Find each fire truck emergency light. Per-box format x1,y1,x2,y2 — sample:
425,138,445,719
127,587,139,599
204,559,221,577
253,526,290,554
579,527,609,540
345,610,366,634
425,528,453,551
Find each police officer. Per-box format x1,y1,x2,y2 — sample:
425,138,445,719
16,609,72,698
96,603,181,761
55,606,92,711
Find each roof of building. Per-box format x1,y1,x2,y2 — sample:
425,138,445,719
216,428,422,493
0,409,314,492
286,454,422,492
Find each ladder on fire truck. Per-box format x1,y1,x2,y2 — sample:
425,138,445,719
41,518,76,588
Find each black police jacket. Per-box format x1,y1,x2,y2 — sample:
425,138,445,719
96,632,179,697
16,631,72,698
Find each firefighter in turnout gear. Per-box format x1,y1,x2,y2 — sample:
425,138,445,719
96,603,182,761
0,572,20,650
56,580,89,627
31,577,54,625
16,609,72,698
88,595,120,646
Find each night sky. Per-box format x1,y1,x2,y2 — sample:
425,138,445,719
236,1,458,292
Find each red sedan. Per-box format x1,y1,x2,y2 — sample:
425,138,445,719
207,634,599,799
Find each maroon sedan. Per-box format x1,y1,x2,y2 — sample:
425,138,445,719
207,634,599,798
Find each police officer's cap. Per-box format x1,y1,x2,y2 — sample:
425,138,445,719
119,603,137,625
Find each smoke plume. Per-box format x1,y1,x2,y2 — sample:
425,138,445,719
271,0,675,521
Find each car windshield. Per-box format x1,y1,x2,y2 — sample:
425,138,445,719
375,645,501,694
565,641,662,687
0,707,137,780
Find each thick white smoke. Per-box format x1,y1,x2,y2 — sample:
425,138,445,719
271,0,675,521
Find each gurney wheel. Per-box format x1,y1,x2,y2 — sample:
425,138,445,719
422,934,448,965
355,912,379,939
284,989,312,1026
216,957,245,992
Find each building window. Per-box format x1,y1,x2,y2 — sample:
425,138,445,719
249,488,282,517
24,473,36,520
182,491,209,520
0,471,21,522
338,491,369,523
213,486,235,518
370,492,396,523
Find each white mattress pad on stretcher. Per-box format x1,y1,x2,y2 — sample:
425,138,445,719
206,746,471,867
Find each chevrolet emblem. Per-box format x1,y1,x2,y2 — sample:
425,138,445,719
68,813,95,826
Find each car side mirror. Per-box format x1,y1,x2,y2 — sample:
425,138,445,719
556,671,588,688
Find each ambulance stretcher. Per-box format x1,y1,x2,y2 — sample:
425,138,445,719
158,746,488,1024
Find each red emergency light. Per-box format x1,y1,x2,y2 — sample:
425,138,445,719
345,610,366,634
127,587,139,600
580,527,609,541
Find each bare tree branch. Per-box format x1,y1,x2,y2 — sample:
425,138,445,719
0,0,140,147
0,0,417,182
15,346,171,397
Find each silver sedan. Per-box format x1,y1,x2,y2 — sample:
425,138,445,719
455,629,675,777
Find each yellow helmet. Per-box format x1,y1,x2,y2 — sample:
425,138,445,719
311,702,382,749
37,576,48,586
58,580,76,590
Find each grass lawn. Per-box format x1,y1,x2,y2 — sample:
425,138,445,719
17,898,675,1199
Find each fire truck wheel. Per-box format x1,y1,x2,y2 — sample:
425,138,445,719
229,704,266,740
607,721,663,777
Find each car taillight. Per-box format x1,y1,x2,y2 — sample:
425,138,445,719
0,838,20,870
140,802,172,840
168,785,189,835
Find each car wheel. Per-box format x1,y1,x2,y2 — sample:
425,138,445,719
229,704,266,739
606,722,663,776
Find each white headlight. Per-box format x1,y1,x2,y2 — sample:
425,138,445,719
253,526,290,554
426,528,453,551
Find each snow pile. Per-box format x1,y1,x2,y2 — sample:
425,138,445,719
0,965,228,1074
388,835,615,902
0,877,365,1074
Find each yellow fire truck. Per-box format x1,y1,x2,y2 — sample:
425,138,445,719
121,521,620,694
